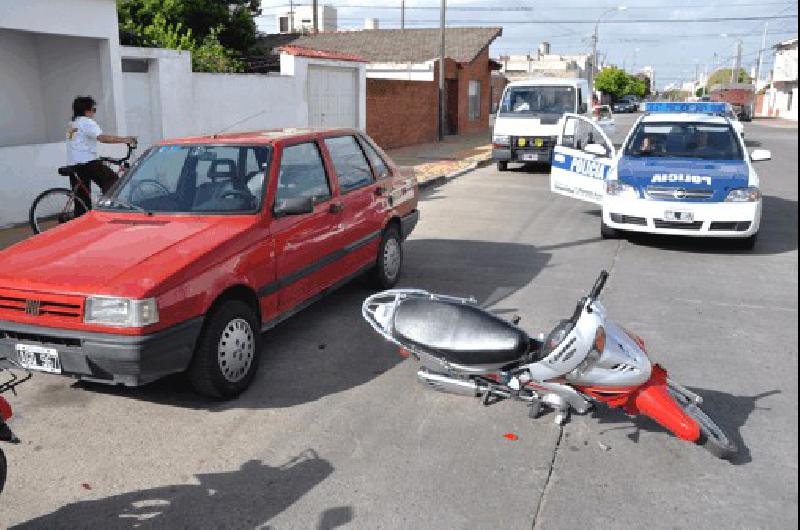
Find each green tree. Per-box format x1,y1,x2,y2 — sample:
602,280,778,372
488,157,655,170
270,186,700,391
704,68,751,91
117,0,259,54
623,76,647,98
595,67,630,98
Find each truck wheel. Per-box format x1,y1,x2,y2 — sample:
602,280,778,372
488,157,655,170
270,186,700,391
601,220,620,239
188,300,262,399
497,161,508,172
371,225,403,289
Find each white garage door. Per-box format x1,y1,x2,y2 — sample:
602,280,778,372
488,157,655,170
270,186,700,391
308,66,358,128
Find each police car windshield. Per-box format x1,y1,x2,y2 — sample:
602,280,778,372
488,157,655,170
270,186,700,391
499,86,576,117
624,122,743,160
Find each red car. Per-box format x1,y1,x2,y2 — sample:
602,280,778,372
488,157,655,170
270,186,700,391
0,129,419,398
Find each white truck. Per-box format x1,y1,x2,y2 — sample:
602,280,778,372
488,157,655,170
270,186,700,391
492,78,612,170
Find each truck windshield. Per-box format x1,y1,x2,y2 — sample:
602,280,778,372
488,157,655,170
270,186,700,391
624,122,743,160
99,144,272,214
498,86,576,118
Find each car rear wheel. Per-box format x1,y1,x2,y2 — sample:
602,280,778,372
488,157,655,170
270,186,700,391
371,225,403,289
188,300,262,399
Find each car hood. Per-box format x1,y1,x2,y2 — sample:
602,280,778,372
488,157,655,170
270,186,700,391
0,212,255,297
617,157,750,202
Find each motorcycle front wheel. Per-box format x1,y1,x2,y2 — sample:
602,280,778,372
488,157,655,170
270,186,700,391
0,447,6,495
668,387,738,460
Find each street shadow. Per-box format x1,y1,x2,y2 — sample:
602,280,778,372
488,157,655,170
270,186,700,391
621,195,798,256
76,239,547,411
744,139,763,147
590,388,780,465
12,451,336,529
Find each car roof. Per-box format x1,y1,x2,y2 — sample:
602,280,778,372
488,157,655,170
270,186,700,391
640,114,730,125
159,127,359,145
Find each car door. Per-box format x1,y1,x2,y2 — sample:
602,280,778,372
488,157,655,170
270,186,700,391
550,113,616,205
320,134,384,280
269,140,343,314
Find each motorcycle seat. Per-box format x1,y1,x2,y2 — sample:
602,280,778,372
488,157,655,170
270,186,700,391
392,298,529,366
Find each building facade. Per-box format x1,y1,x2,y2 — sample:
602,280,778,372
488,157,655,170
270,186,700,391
274,5,337,34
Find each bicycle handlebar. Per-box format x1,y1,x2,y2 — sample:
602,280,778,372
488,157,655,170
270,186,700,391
99,142,137,166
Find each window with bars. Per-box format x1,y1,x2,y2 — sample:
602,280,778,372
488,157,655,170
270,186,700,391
468,80,481,120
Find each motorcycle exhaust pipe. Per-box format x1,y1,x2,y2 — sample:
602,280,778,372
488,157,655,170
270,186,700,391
416,370,486,397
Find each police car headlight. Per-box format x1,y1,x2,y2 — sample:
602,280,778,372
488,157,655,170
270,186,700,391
725,186,762,202
606,181,639,199
492,134,510,147
84,297,159,327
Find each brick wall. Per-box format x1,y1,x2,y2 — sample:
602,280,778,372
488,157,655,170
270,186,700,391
366,78,439,149
455,48,492,135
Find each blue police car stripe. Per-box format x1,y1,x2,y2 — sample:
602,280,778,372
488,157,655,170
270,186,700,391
644,102,727,114
552,152,612,181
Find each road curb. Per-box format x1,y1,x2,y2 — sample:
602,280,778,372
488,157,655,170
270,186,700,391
417,157,493,190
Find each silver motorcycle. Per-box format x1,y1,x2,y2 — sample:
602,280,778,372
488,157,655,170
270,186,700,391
363,271,737,459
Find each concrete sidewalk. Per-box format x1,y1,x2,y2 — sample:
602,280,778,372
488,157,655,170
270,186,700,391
753,117,798,129
386,130,492,186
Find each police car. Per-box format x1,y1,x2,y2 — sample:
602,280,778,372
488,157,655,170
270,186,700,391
550,102,771,249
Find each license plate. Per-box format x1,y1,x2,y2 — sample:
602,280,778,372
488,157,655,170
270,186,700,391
16,344,62,374
521,153,540,161
664,210,694,223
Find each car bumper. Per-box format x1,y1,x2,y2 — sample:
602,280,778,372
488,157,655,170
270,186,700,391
400,209,419,240
0,317,204,386
603,197,761,237
492,147,553,163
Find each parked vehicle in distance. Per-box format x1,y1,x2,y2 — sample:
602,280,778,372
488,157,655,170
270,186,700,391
612,96,639,113
492,78,592,170
0,129,419,399
593,105,617,137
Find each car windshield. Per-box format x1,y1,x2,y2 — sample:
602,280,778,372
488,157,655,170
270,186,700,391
100,144,272,214
623,122,743,160
499,86,576,117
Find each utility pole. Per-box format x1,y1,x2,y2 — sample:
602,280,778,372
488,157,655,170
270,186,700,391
730,39,743,84
401,0,405,30
289,0,294,33
754,22,768,88
438,0,446,140
312,0,318,33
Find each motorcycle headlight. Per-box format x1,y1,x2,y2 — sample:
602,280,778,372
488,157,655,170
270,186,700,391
84,297,159,327
492,134,510,147
606,181,639,199
725,186,761,202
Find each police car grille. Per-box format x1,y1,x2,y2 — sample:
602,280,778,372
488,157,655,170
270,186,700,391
646,187,714,200
653,220,704,230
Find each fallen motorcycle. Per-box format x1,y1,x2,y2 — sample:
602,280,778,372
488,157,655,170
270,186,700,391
363,270,737,459
1,358,31,495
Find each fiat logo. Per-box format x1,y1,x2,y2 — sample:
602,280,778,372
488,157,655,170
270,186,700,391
673,188,688,199
25,299,41,315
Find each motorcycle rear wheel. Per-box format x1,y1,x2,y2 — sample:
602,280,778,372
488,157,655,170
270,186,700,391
0,447,6,495
669,387,738,460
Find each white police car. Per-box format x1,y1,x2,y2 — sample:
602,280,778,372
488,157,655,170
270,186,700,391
550,102,771,249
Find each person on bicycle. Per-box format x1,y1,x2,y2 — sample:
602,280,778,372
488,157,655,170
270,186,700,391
66,96,136,216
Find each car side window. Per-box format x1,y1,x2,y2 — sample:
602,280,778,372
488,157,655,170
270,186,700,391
324,136,375,193
276,142,331,203
359,137,391,179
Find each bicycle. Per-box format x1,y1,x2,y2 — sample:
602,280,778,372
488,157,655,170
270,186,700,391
29,142,137,234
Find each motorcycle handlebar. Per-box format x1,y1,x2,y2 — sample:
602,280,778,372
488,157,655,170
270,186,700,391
589,270,609,300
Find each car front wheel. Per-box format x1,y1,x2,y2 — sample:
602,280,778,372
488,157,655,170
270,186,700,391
371,225,403,289
188,300,262,399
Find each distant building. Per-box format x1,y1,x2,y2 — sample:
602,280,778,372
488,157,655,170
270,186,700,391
638,66,655,93
497,43,591,82
274,4,337,34
762,38,798,119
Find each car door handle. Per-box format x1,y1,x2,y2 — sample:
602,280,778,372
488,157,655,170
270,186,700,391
328,202,344,214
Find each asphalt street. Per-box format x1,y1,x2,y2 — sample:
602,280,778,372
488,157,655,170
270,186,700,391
0,114,797,529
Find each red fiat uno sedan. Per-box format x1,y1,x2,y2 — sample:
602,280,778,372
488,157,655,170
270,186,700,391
0,129,419,398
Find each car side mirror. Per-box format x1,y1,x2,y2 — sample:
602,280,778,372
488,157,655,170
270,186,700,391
750,149,772,162
584,143,608,157
273,196,315,217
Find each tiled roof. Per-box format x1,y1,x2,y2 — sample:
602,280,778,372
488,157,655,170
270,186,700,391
289,27,502,64
279,45,368,62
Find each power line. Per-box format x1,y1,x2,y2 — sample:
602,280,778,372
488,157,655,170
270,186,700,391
260,1,797,10
329,14,796,24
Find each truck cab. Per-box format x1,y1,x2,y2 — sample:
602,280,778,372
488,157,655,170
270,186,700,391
492,78,592,171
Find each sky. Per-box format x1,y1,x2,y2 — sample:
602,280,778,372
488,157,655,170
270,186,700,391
256,1,798,89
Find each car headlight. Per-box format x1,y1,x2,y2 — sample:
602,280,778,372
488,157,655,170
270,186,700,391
492,134,510,147
606,181,639,198
725,186,761,202
84,297,159,327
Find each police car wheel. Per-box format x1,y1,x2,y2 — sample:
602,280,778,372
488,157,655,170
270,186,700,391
497,161,508,172
601,220,620,239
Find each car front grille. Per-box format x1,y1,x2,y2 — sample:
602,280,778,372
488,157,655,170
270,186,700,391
511,136,556,151
0,289,84,321
646,187,715,200
653,220,704,230
709,221,752,232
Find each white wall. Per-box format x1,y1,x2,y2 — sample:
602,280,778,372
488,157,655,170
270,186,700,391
0,29,47,146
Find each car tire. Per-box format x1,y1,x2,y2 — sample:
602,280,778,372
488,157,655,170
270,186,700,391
497,161,508,172
601,220,620,239
188,300,262,399
734,232,758,251
371,224,403,289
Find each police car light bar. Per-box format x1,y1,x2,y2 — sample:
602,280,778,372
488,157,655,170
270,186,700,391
644,102,728,114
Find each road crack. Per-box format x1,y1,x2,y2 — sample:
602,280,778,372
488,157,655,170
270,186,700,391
531,425,564,529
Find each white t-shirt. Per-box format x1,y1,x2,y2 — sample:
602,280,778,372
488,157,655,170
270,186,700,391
66,116,102,165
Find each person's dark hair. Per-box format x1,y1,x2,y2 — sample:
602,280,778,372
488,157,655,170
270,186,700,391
72,96,97,120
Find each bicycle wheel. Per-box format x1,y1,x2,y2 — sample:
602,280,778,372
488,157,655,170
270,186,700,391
29,188,89,235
